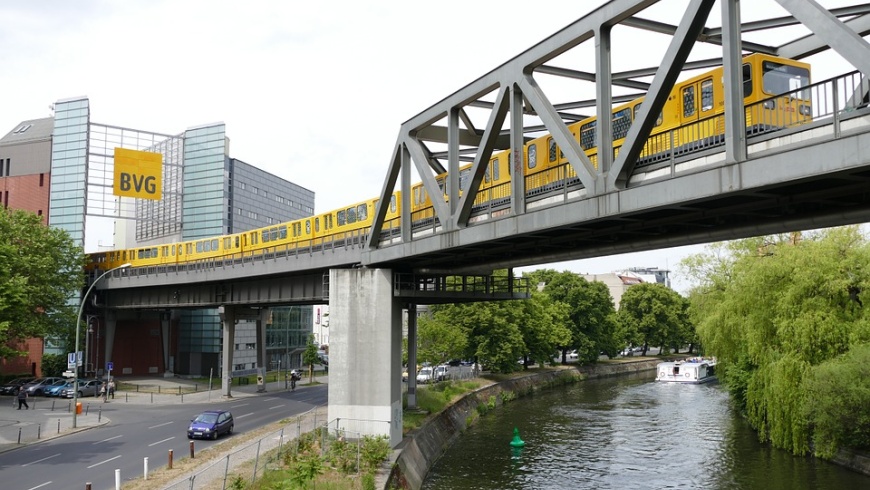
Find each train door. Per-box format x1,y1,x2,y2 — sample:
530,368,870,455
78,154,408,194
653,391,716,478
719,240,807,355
677,77,715,148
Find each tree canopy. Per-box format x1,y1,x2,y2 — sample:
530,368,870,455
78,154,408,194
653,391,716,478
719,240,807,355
617,282,692,355
684,227,870,456
0,209,85,359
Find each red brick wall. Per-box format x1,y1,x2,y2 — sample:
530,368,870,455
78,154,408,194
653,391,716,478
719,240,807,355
0,338,44,376
0,174,50,221
112,320,165,376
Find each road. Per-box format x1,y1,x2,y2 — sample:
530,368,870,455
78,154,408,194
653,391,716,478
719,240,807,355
0,384,327,490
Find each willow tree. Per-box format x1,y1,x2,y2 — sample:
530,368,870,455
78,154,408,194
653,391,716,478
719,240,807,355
0,209,85,359
687,227,870,456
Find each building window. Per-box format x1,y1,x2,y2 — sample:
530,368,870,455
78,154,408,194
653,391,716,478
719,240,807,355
39,173,44,186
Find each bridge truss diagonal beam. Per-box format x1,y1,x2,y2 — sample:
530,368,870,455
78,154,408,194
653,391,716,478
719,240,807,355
367,0,870,258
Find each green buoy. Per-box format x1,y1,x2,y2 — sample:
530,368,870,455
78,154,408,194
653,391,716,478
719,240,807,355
509,427,525,448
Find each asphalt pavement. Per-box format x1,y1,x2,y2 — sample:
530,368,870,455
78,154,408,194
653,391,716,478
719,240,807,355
0,374,324,454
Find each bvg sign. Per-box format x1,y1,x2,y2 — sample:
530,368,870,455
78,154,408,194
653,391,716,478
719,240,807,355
113,148,162,200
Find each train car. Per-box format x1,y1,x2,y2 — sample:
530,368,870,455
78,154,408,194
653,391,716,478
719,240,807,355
89,54,810,272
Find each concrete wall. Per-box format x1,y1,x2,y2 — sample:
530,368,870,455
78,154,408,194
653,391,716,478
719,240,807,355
328,268,403,446
387,360,660,490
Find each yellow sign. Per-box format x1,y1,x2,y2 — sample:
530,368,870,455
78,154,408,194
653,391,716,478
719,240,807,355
113,148,162,200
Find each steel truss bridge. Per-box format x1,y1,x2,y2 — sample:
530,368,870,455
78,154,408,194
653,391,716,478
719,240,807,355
99,0,870,308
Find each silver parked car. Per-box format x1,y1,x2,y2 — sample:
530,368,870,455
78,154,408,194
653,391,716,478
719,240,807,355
60,379,104,398
22,377,65,396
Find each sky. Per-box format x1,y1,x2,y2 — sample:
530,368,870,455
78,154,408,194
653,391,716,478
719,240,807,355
0,0,862,294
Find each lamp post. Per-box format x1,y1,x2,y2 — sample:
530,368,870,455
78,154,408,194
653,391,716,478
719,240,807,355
73,262,131,428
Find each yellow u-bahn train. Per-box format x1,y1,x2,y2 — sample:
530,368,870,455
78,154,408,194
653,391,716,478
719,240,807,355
89,53,811,271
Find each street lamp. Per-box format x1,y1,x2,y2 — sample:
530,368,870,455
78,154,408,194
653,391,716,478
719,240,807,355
73,262,131,428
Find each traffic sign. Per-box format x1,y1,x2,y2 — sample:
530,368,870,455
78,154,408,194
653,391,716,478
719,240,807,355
107,361,114,371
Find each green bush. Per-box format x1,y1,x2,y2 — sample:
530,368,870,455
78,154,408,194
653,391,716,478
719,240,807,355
360,435,390,471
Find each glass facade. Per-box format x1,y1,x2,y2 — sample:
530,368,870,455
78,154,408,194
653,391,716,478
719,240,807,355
48,97,90,247
182,124,229,239
267,306,314,370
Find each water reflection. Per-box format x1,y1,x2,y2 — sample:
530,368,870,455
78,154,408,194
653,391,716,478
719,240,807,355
422,372,870,489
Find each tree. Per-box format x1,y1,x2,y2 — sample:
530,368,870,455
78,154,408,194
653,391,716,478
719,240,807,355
302,335,320,382
538,271,618,363
417,315,467,366
687,227,870,456
617,283,690,355
0,209,85,359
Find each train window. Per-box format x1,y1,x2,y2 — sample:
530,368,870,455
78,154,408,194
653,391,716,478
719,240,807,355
633,103,663,127
347,206,357,224
743,63,752,97
762,61,810,98
580,121,596,150
261,230,269,242
390,195,397,212
682,85,696,117
436,177,446,195
305,220,311,234
548,138,558,162
152,247,158,257
484,164,490,183
204,241,212,252
413,187,420,206
196,241,203,253
459,168,470,191
701,79,714,112
493,159,500,180
269,227,277,241
172,245,176,256
235,236,240,248
337,209,346,226
612,108,632,140
279,225,287,239
358,204,368,221
251,232,258,245
528,144,537,169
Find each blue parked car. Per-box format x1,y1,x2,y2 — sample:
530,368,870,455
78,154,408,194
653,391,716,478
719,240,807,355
46,380,77,397
187,410,234,440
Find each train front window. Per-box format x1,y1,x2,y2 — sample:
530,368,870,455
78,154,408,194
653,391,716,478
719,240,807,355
762,61,810,98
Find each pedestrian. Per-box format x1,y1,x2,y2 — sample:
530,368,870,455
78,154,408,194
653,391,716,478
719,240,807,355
16,386,29,410
100,384,107,402
108,380,115,399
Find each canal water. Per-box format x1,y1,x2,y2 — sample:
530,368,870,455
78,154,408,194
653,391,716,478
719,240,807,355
422,371,870,489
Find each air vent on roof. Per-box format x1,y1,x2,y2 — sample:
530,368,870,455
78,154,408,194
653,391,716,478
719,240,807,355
13,124,32,134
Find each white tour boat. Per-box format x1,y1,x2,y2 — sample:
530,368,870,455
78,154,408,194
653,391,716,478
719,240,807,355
656,357,717,384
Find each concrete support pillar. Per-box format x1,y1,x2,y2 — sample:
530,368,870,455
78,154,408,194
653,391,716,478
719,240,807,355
406,304,418,409
161,311,172,376
104,311,117,370
219,306,236,398
328,268,403,447
257,308,269,392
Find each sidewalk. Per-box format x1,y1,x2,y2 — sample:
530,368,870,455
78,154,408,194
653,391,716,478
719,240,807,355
0,374,326,454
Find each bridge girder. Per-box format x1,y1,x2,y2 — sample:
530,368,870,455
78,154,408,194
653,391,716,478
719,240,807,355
367,0,870,256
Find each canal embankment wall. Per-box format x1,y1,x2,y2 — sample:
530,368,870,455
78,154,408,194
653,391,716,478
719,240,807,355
386,358,661,490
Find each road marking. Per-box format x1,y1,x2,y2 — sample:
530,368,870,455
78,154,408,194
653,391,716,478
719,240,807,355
148,436,175,447
268,404,286,410
22,453,60,466
87,455,121,468
96,435,123,444
235,413,254,419
26,482,52,490
230,402,250,408
148,421,174,429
